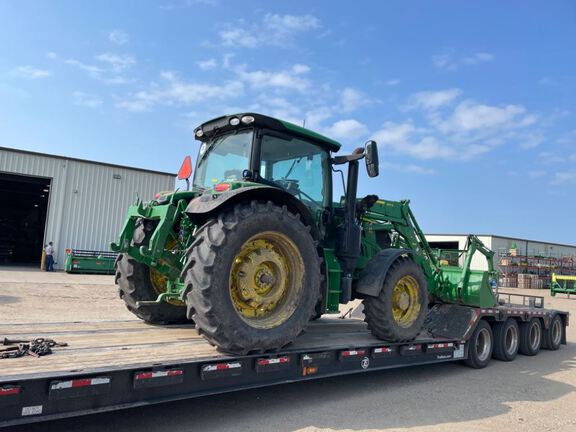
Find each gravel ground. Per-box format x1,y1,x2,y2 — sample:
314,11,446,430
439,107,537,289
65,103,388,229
1,267,575,432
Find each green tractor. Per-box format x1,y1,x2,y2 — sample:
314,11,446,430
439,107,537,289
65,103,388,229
112,113,498,354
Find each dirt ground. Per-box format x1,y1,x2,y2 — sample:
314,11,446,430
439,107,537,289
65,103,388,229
1,267,575,432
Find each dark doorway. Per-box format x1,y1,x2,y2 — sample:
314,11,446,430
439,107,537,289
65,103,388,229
0,172,51,265
428,241,459,251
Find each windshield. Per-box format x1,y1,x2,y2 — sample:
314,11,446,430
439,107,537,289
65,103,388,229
193,130,253,191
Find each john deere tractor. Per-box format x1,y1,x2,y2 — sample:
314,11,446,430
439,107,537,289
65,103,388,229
112,113,498,354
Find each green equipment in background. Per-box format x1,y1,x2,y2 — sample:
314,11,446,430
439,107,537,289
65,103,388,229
64,249,117,274
551,273,576,297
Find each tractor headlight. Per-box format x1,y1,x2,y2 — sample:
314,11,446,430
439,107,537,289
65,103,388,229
229,117,240,126
195,129,204,137
241,115,255,124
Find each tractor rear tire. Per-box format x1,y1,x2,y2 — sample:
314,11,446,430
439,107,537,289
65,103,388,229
183,201,321,354
363,257,428,342
115,218,188,325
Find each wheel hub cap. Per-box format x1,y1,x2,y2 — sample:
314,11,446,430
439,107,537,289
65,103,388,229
391,275,421,328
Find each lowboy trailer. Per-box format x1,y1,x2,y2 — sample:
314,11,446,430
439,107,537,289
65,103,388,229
0,291,567,427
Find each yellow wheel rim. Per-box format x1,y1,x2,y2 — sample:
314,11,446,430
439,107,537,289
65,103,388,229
391,275,421,328
149,238,185,306
229,231,304,329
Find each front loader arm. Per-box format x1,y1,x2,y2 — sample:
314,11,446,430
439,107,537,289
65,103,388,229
111,195,193,281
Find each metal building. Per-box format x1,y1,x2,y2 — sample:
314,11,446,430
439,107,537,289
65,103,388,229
425,234,576,271
0,146,175,269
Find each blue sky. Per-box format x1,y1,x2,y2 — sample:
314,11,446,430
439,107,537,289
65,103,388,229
1,1,575,243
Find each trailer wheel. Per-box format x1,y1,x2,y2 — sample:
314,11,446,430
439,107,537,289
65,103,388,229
115,219,188,325
183,201,321,354
492,319,519,361
363,257,428,342
543,315,563,350
519,318,542,356
463,320,493,369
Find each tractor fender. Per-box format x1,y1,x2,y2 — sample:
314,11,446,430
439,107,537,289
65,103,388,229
185,185,320,239
355,249,414,297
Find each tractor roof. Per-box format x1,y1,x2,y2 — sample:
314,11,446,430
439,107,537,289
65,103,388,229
195,113,342,152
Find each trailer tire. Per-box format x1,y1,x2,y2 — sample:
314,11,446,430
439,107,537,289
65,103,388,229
183,201,321,355
519,318,542,356
543,315,563,350
363,257,428,342
115,219,189,325
492,319,519,361
463,320,493,369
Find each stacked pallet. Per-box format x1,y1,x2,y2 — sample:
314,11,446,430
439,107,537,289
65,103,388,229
500,276,517,288
517,274,532,289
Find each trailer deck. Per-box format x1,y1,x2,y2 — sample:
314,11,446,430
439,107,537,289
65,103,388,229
0,298,568,428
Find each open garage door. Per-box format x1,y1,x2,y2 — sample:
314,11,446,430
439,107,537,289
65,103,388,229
0,172,51,265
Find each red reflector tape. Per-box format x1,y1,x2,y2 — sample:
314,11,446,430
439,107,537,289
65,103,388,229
374,347,394,354
0,386,20,396
50,377,110,391
135,370,183,380
257,357,290,366
203,362,242,372
427,343,454,349
341,350,366,357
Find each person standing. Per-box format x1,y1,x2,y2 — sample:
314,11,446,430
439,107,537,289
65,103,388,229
45,242,54,272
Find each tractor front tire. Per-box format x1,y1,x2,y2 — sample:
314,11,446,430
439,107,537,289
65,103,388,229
363,257,428,342
115,254,189,324
183,201,321,354
115,218,189,325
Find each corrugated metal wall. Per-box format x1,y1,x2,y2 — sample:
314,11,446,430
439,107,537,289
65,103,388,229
0,148,175,268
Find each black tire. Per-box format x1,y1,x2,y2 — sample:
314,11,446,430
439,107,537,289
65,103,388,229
492,319,520,361
543,314,563,351
115,219,188,325
183,201,321,354
518,318,543,356
362,257,428,342
463,320,493,369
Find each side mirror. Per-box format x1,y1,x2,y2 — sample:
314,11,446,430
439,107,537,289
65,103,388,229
365,140,379,177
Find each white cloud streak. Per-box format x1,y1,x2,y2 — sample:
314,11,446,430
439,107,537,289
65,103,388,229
12,66,51,79
219,14,320,49
109,30,129,45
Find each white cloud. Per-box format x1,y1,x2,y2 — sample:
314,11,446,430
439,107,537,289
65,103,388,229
339,87,368,113
373,89,540,161
109,30,129,45
64,53,135,84
382,162,436,175
406,88,461,111
437,100,535,133
219,13,320,49
117,70,243,112
385,78,401,86
324,119,368,139
235,64,310,92
433,51,494,71
46,52,57,60
197,59,218,70
12,66,51,79
73,91,103,108
551,172,576,185
461,52,494,65
95,53,135,72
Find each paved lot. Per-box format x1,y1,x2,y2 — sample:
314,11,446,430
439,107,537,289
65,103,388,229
1,268,575,432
